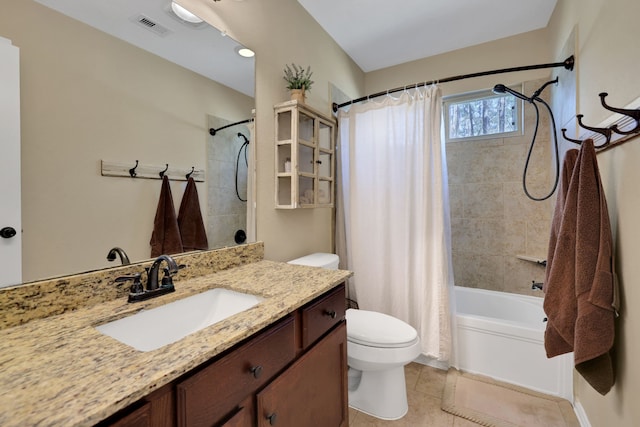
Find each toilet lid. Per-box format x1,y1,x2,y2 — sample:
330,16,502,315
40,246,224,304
346,309,418,348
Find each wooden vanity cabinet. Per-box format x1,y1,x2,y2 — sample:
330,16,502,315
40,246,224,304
100,284,347,427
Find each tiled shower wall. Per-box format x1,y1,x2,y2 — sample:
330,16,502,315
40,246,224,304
446,79,554,296
207,116,249,249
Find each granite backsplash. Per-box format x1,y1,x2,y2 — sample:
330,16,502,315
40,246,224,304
0,242,264,330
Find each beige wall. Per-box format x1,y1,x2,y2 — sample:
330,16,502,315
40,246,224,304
548,0,640,425
184,0,365,262
448,78,553,296
1,1,254,281
365,29,553,97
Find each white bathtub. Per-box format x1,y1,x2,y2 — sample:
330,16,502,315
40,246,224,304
454,286,573,401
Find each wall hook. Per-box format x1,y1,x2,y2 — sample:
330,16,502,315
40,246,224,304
185,167,195,180
129,160,139,178
576,114,612,147
159,164,169,178
598,92,640,135
561,128,584,145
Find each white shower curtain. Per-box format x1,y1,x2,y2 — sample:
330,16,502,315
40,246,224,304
336,86,454,361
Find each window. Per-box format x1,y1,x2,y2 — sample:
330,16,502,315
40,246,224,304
444,87,523,142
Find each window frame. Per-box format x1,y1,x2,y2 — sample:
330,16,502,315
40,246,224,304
443,85,524,143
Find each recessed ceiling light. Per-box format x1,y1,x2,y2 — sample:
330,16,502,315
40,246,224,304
170,1,203,24
236,47,255,58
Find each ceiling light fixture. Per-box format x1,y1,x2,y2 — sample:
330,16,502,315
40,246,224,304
236,46,255,58
170,1,204,24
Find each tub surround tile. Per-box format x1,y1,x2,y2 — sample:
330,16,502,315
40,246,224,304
457,218,506,255
503,181,550,222
0,243,264,330
505,257,547,297
448,184,464,219
447,78,554,295
527,217,553,256
462,183,504,219
0,258,352,426
503,218,527,255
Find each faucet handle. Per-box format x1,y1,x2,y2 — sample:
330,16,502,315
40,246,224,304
160,264,186,288
161,268,174,288
115,273,144,294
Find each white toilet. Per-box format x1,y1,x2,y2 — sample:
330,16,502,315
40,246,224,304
288,253,421,420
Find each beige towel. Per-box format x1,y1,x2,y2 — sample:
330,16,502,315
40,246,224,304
150,175,184,257
544,139,617,395
178,177,208,252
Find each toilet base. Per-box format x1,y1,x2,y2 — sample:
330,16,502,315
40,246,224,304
348,366,409,420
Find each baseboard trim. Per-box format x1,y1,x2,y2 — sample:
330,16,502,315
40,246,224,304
573,399,592,427
414,354,449,370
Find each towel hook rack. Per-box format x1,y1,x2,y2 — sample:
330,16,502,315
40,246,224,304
599,92,640,135
563,91,640,151
561,128,585,145
561,127,610,149
159,164,169,178
186,167,195,180
129,160,139,178
576,114,613,145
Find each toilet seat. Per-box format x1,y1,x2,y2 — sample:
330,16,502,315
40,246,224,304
346,309,418,348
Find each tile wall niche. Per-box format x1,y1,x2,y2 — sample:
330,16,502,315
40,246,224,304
207,116,250,248
447,78,554,296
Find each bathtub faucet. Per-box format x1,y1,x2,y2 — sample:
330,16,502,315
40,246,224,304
531,281,543,291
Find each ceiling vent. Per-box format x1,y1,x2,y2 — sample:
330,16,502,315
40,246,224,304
131,14,172,37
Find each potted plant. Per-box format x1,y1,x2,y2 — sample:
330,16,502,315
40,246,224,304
283,63,314,103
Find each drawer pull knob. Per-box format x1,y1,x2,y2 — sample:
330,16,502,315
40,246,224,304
325,309,337,319
250,365,263,379
267,413,277,425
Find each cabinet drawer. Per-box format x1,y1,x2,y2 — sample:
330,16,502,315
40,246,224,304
301,283,345,348
176,316,296,427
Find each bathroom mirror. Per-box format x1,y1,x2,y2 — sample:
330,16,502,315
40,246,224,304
3,0,255,283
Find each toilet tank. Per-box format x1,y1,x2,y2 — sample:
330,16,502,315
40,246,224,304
288,253,339,270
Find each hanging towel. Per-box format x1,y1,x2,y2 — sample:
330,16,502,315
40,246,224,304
150,175,184,257
543,139,618,395
178,177,208,252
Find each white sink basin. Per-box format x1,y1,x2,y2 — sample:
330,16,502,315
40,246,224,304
96,288,263,352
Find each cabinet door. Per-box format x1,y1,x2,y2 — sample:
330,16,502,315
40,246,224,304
256,322,348,427
104,402,152,427
217,403,252,427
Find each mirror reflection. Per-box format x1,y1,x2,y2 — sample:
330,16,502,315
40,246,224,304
1,0,255,283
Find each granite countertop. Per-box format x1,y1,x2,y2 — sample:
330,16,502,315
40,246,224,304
0,260,352,426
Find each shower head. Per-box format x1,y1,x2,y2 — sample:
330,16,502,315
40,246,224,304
492,84,531,102
237,132,249,144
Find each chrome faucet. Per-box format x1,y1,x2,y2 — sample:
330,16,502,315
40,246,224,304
146,254,179,291
531,281,543,291
107,247,130,265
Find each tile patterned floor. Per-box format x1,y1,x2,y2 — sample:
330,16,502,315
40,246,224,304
348,363,493,426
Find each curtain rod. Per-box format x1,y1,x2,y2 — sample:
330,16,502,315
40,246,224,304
332,55,575,113
209,118,253,136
